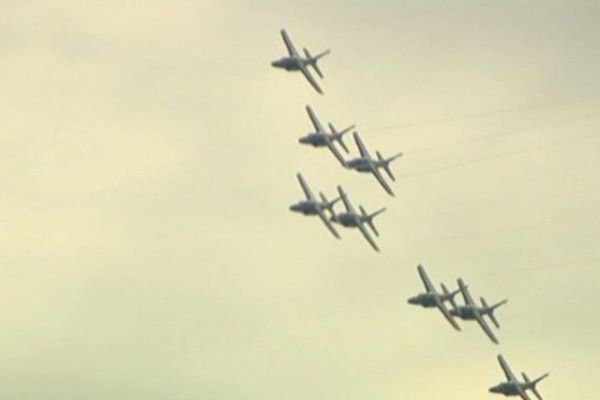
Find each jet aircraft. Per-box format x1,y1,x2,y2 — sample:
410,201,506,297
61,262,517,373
300,105,353,166
344,132,402,196
271,29,330,94
330,185,385,252
489,354,549,400
289,173,340,239
449,278,507,344
407,264,462,330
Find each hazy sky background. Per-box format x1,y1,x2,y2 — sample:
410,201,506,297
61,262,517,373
2,1,600,399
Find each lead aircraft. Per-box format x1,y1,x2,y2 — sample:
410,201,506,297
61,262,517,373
271,29,330,94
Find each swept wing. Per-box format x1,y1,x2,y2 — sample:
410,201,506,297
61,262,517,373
434,296,461,331
417,264,435,292
297,173,315,201
353,132,372,159
316,208,340,239
326,138,347,166
299,64,323,94
280,29,299,57
518,388,532,400
475,311,499,344
337,185,356,214
458,278,475,305
357,220,380,252
305,105,325,133
371,167,395,196
498,355,518,382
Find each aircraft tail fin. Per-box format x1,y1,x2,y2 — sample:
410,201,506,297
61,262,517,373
482,297,507,329
328,122,353,153
304,48,330,78
376,151,402,182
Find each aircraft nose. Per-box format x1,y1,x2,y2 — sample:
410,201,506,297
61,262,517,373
407,297,417,305
488,386,499,393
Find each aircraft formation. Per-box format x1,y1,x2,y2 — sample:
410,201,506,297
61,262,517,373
273,29,549,399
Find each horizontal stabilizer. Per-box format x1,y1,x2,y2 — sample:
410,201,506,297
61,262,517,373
524,372,548,400
442,283,458,309
320,191,339,214
359,205,378,237
304,48,329,78
328,122,351,153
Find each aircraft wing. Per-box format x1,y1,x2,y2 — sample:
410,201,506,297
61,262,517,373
299,64,323,94
357,220,380,252
518,388,531,400
371,167,395,196
337,185,355,214
305,105,325,133
325,138,347,166
475,312,499,344
353,132,372,158
296,173,315,201
280,29,299,57
316,208,340,239
458,278,475,305
498,355,518,382
417,265,435,292
434,296,461,331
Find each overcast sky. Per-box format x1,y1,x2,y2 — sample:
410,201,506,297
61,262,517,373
2,1,600,399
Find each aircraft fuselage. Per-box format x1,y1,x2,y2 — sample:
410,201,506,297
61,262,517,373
346,157,376,172
489,382,525,396
299,133,329,147
407,293,438,307
450,305,484,320
289,201,320,216
271,56,306,71
332,212,361,228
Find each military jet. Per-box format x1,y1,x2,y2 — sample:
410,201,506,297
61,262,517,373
300,105,354,166
489,354,549,400
271,29,330,94
289,173,340,239
344,132,402,196
449,278,507,344
407,264,462,331
330,185,385,252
